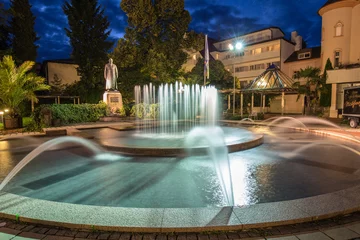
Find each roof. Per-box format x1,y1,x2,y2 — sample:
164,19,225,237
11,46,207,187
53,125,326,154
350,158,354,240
284,46,321,63
217,26,285,43
212,36,295,53
242,64,297,93
320,0,341,9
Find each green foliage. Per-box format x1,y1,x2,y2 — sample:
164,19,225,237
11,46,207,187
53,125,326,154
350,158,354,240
110,0,202,103
9,0,39,63
320,58,333,107
0,3,11,58
115,107,126,116
15,214,19,222
185,59,233,89
0,55,50,117
292,66,323,112
257,112,265,120
35,103,108,126
130,103,159,119
63,0,113,103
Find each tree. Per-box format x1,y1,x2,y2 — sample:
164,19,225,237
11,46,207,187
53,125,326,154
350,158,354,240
293,66,323,113
116,0,202,84
63,0,113,103
320,58,333,107
0,3,11,58
184,59,233,90
8,0,38,63
0,55,50,117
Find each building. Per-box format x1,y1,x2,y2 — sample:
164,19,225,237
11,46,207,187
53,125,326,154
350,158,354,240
319,0,360,117
207,27,297,88
43,59,80,87
283,46,322,85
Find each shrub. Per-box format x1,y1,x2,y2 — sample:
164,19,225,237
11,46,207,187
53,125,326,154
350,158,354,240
35,103,108,126
131,103,159,119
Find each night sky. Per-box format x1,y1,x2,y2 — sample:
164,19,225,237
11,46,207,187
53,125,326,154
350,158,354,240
2,0,325,62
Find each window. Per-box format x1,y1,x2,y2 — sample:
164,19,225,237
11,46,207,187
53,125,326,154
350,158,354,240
334,50,341,67
235,66,248,72
255,48,262,54
274,44,280,50
335,22,343,37
298,52,311,59
261,47,269,53
216,54,219,60
250,64,264,71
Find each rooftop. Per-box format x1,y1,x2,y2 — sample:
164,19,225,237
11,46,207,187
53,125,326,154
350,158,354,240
284,46,321,63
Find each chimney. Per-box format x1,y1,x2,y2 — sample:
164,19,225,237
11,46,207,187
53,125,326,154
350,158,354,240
291,31,298,43
295,35,303,51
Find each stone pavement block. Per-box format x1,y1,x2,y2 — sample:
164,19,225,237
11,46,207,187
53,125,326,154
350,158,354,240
43,236,75,240
348,223,360,235
87,232,99,239
296,232,332,240
143,233,156,240
0,232,15,240
18,231,46,239
155,234,167,240
22,225,36,232
98,233,111,240
323,227,360,240
0,226,22,235
38,228,50,234
108,232,121,240
46,229,58,235
119,233,131,240
74,231,89,238
267,236,298,240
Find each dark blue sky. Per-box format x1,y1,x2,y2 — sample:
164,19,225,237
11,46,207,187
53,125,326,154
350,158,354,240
2,0,325,62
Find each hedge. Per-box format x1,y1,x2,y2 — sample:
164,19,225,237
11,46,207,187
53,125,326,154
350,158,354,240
35,103,109,126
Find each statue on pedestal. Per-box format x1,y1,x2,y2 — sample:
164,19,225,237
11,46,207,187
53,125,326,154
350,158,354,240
104,58,118,91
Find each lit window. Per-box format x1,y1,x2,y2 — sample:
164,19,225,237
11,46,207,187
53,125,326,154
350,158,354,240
216,54,219,60
193,54,197,60
298,52,311,59
255,48,261,54
334,50,341,67
335,22,343,37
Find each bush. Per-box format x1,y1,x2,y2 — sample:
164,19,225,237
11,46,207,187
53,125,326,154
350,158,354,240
131,103,159,119
257,112,265,120
35,103,108,126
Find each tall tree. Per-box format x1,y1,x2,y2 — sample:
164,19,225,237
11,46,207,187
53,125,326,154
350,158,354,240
184,59,233,90
63,0,113,103
117,0,201,83
320,58,333,107
0,3,11,58
8,0,38,63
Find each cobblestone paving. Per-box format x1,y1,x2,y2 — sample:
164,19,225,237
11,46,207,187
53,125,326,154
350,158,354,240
1,212,360,240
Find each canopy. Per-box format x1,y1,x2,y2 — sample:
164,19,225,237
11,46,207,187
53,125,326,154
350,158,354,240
242,64,296,93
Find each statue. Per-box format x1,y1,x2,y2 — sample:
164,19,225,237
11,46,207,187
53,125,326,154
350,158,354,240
104,58,118,91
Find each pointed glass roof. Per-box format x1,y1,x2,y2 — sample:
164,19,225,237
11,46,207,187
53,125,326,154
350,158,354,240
242,64,296,93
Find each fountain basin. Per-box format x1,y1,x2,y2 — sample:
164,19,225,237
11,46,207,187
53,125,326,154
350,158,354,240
99,127,263,156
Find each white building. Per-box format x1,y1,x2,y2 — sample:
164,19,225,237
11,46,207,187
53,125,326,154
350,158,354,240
211,27,297,88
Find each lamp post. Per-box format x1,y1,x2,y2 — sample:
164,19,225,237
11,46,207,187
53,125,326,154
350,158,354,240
228,42,243,115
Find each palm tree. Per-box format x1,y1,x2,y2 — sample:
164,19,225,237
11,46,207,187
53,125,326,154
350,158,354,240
293,66,324,114
0,55,50,120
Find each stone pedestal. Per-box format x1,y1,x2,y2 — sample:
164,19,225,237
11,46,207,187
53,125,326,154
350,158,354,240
103,91,123,113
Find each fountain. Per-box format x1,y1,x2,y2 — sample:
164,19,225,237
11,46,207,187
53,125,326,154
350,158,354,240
1,84,360,231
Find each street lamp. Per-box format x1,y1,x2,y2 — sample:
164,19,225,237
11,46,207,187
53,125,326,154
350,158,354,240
229,42,243,114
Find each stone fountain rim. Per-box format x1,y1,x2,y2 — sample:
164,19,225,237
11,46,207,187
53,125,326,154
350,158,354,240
0,184,359,232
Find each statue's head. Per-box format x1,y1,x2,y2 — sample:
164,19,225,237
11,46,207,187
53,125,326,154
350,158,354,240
109,58,113,64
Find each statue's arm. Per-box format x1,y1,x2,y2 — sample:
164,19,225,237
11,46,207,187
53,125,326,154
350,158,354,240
115,65,118,79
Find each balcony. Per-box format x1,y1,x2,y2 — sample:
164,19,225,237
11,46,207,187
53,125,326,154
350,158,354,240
222,50,280,65
327,63,360,84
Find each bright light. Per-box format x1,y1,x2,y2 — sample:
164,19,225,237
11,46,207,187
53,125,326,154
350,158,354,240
235,42,243,50
228,43,234,51
4,109,8,113
0,111,3,115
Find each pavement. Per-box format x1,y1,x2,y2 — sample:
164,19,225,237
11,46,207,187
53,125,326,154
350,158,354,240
0,119,360,239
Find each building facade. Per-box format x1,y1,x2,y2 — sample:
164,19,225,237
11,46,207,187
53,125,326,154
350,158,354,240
211,27,296,88
43,59,80,87
319,0,360,117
